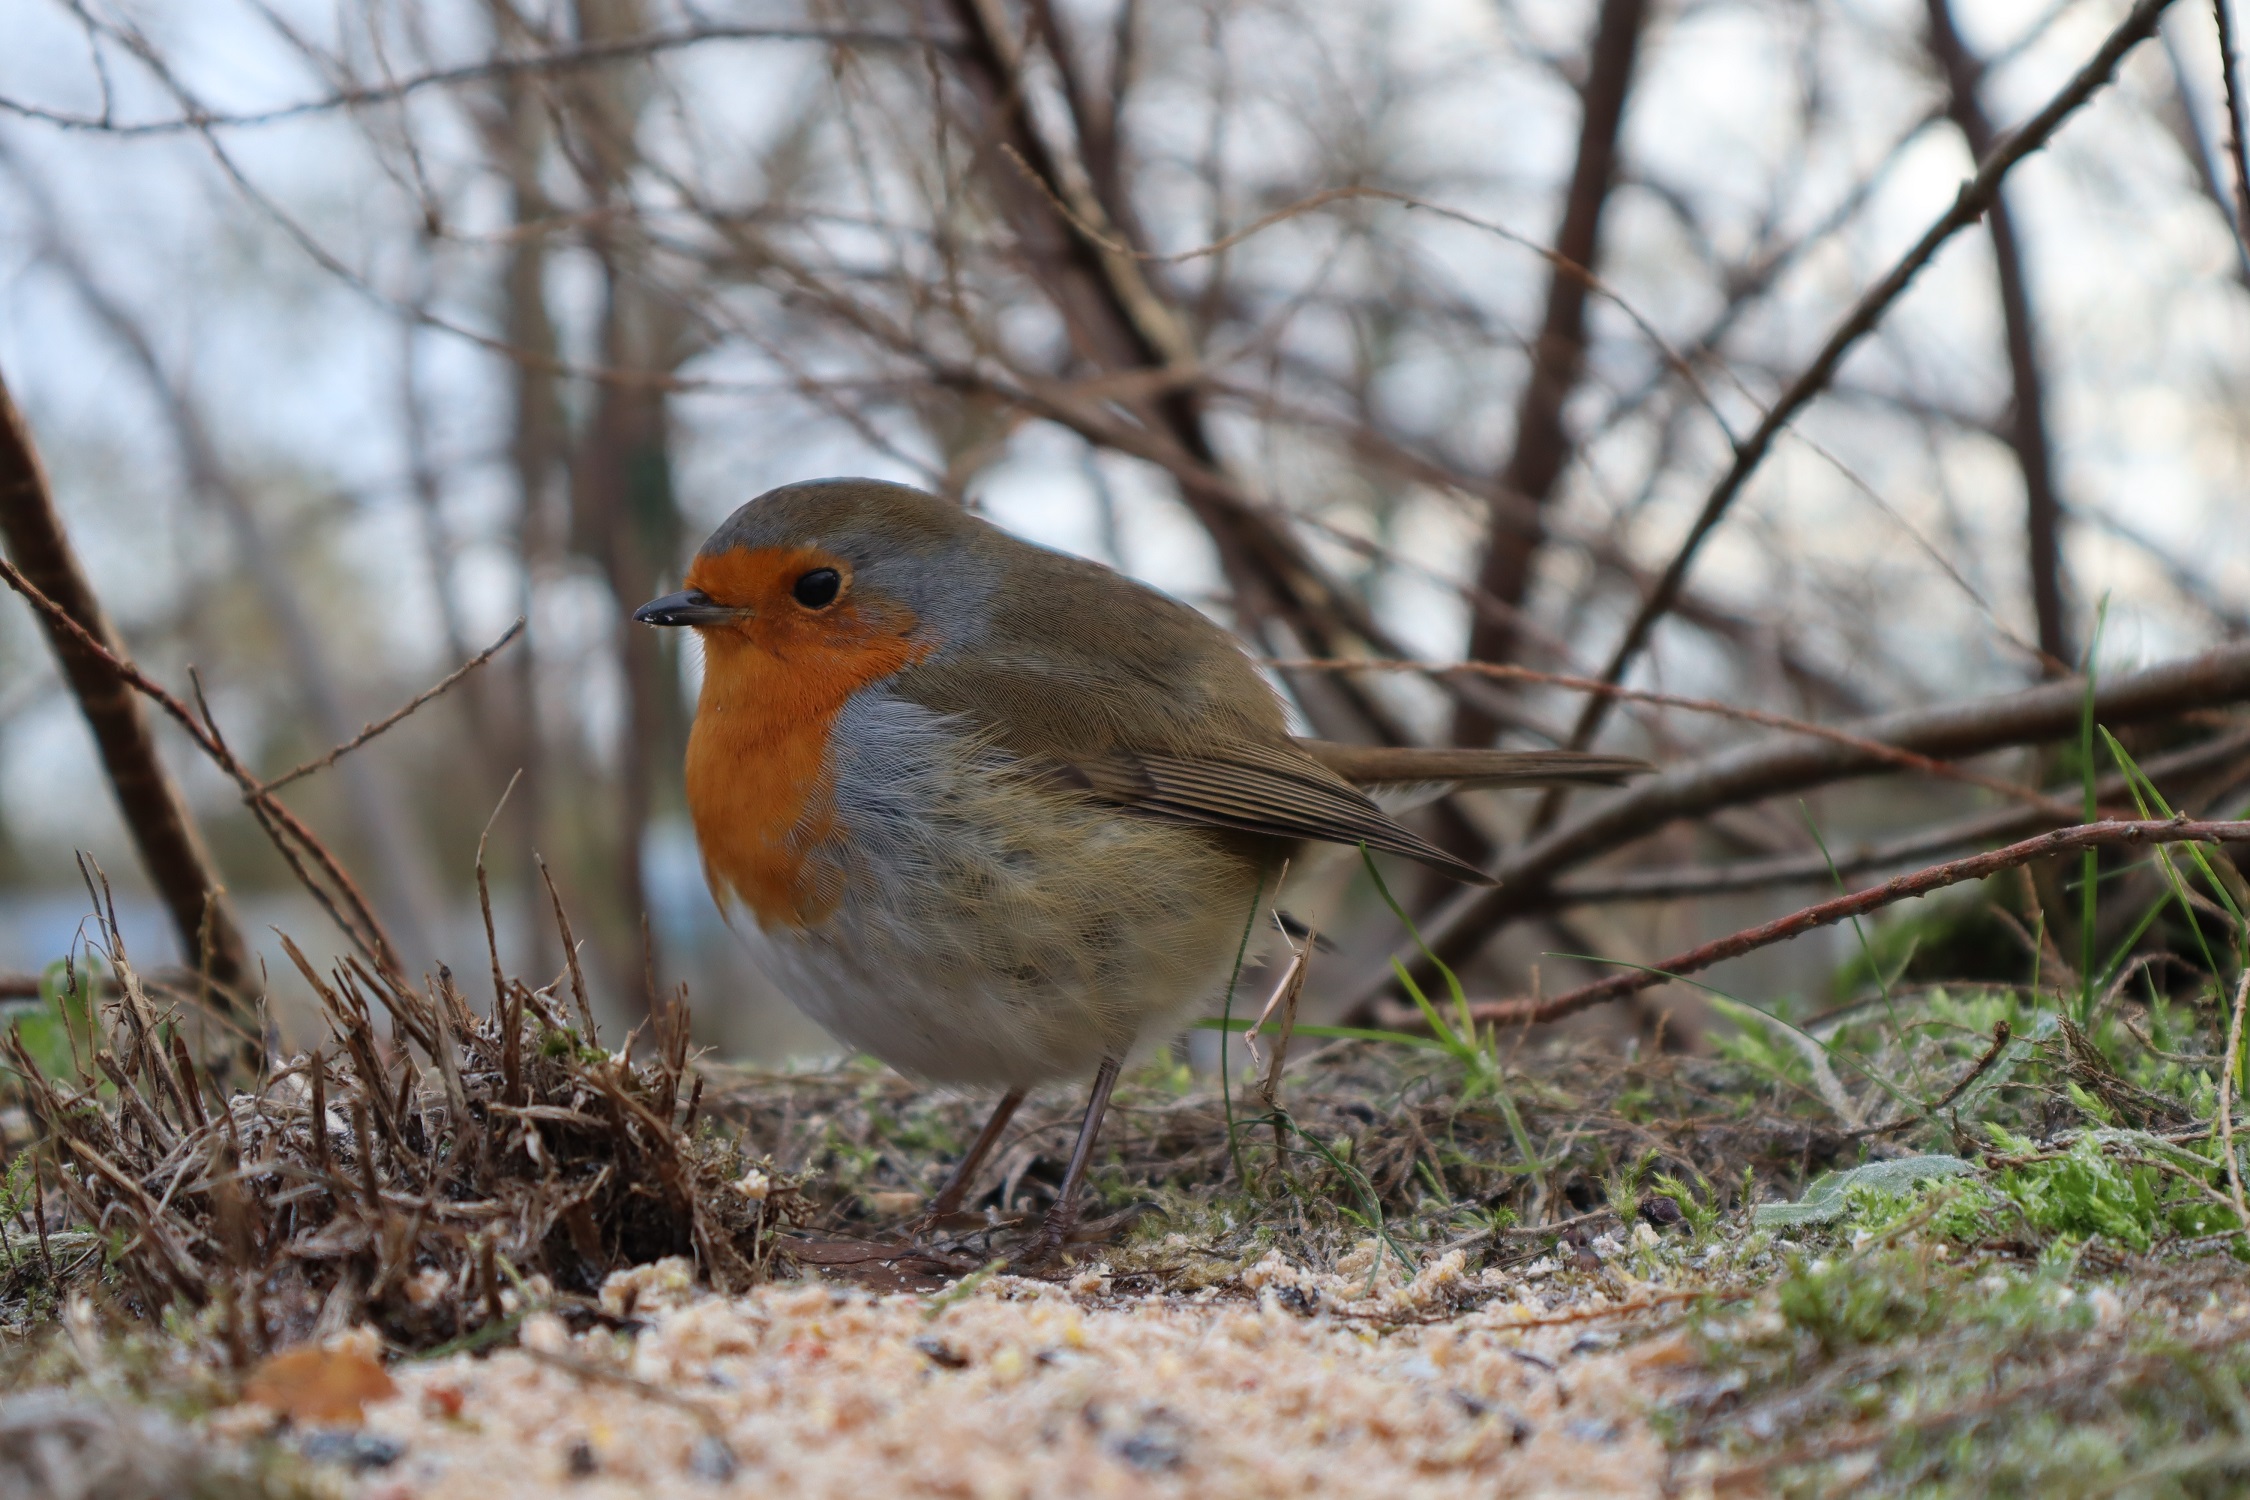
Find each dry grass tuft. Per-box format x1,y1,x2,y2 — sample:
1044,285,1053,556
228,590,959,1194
0,880,809,1359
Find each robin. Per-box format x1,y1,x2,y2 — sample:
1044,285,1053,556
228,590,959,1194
636,478,1646,1260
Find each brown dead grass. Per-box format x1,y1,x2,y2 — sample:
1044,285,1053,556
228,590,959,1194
0,893,808,1360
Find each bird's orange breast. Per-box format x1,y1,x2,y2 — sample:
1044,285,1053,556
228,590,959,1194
682,547,930,930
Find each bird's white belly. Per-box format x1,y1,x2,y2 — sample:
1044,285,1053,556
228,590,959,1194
719,691,1268,1089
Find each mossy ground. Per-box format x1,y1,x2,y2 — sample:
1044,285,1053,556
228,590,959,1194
682,961,2250,1497
4,869,2249,1494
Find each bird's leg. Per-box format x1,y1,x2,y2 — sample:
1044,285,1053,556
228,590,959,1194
921,1088,1025,1223
1023,1055,1122,1265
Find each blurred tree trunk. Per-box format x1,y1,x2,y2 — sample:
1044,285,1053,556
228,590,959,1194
572,288,683,1014
940,0,1430,754
4,143,446,972
1925,0,2074,672
482,0,565,982
0,371,253,1023
1433,0,1651,897
1454,0,1651,752
564,0,692,1015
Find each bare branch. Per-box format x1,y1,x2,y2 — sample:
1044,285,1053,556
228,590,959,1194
1545,725,2250,903
2160,22,2250,293
0,549,405,981
1562,0,2179,754
2215,0,2250,258
0,372,252,1020
3,139,446,963
1926,0,2073,669
1271,656,2080,817
1443,818,2250,1028
1456,0,1651,756
1343,639,2250,1016
258,618,526,794
0,24,959,137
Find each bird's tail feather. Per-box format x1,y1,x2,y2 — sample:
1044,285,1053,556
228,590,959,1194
1299,743,1653,790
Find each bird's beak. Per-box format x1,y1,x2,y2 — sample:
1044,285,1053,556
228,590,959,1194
633,588,741,627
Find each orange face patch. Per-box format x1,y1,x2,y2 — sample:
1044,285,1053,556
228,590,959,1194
682,545,929,929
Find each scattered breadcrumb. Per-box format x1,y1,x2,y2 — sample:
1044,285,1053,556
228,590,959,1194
348,1255,1668,1499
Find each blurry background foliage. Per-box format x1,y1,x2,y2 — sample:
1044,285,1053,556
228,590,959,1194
0,0,2244,1057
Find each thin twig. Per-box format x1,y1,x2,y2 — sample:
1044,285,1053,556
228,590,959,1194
1562,0,2179,755
258,618,523,793
1493,1205,1619,1241
1926,0,2073,669
539,858,599,1042
1547,727,2250,904
2214,0,2250,254
0,549,403,977
0,25,960,137
1453,819,2250,1027
476,773,523,1021
1347,640,2250,1017
0,375,250,1015
1932,1020,2014,1112
994,162,1717,416
189,668,401,977
1246,920,1313,1169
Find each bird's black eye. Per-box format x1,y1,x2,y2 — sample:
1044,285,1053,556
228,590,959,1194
791,567,842,609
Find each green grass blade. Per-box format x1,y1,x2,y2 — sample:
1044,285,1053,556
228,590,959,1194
1548,952,1919,1113
2100,728,2235,987
2078,598,2108,1024
1361,847,1479,1058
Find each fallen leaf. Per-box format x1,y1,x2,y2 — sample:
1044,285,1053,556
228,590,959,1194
242,1344,398,1426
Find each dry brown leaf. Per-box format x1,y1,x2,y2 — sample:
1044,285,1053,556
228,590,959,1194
242,1345,397,1426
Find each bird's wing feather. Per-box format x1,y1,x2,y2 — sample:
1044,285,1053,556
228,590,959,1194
1073,744,1496,886
889,543,1500,883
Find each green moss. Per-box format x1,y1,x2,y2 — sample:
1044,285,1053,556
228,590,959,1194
1773,1247,1956,1352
